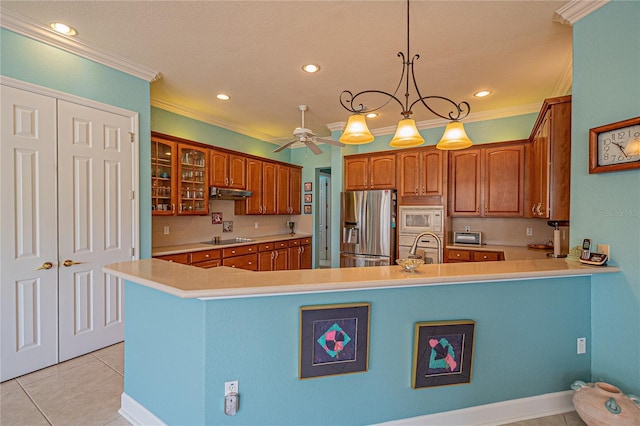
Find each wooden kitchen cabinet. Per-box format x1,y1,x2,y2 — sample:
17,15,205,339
276,165,302,215
527,96,571,221
445,248,504,263
191,249,221,268
177,144,209,215
258,241,289,271
151,136,177,215
289,237,312,269
449,148,481,216
151,133,209,216
154,252,191,264
235,159,280,215
398,146,445,204
344,153,396,190
210,149,246,189
222,244,258,271
449,141,525,217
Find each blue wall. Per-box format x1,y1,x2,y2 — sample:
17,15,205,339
571,1,640,395
126,276,591,425
0,28,153,258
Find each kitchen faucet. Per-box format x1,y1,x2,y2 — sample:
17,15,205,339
409,231,443,264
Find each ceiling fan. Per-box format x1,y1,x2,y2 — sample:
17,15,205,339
273,105,345,155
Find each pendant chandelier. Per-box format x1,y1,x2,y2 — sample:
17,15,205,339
339,0,473,150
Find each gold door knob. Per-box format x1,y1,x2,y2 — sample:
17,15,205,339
63,259,83,267
36,262,53,270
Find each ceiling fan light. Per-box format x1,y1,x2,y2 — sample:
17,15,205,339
389,118,424,147
436,121,473,150
339,114,374,144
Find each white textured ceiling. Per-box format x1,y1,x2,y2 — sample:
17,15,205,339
1,1,573,143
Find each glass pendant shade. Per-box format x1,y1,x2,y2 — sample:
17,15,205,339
436,121,473,150
389,118,424,147
339,114,374,144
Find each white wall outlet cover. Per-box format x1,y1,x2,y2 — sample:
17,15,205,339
225,380,238,396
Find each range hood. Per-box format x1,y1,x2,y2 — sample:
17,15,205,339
209,187,252,200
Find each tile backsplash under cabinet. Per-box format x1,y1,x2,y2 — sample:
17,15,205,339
152,199,312,247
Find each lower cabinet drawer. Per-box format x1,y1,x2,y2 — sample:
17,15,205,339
446,249,471,262
191,249,221,263
473,251,501,262
154,253,191,264
192,259,221,269
223,245,257,258
223,253,258,271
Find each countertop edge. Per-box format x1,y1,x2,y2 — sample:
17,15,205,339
104,259,620,300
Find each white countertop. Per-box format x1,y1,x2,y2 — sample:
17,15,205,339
104,258,619,300
152,233,311,256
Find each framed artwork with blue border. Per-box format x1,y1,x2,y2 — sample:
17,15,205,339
412,320,475,388
299,303,370,379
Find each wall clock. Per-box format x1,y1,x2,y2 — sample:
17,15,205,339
589,116,640,173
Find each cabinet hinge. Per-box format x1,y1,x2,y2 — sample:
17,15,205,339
130,247,135,257
129,132,135,143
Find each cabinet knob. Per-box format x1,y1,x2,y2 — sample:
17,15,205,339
456,253,461,257
483,255,488,259
205,254,209,258
231,250,236,254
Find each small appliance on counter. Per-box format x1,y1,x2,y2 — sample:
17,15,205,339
453,231,482,246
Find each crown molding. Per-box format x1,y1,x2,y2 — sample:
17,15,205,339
554,0,610,26
1,10,160,82
151,98,276,142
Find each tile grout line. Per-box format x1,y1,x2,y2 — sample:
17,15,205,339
92,354,125,377
15,379,54,426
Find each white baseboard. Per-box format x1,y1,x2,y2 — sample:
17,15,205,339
375,390,575,426
119,393,166,426
120,390,574,426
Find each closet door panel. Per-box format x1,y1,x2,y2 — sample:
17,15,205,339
0,85,59,381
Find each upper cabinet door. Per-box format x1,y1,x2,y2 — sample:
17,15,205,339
483,144,525,217
177,144,209,215
398,151,421,196
449,148,482,216
210,149,229,187
344,156,369,190
422,149,444,196
228,154,247,189
289,167,302,215
151,138,177,215
276,165,291,215
261,161,277,214
369,153,396,189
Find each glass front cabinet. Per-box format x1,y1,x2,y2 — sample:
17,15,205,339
177,145,209,214
151,135,209,216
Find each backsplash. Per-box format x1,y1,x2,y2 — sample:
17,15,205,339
152,199,312,247
449,217,568,250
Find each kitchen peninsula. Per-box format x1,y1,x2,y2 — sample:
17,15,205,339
106,259,619,425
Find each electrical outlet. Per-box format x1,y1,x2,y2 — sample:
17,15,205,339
577,337,586,354
526,227,533,236
163,226,170,235
254,222,259,229
464,225,471,232
225,380,238,396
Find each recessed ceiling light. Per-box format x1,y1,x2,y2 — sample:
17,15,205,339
302,64,320,73
216,94,230,101
474,90,492,98
366,112,378,119
49,22,77,36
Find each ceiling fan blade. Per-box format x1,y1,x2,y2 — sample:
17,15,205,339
314,137,345,148
273,140,296,153
306,141,323,155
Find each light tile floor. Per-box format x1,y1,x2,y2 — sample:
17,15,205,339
1,341,586,426
1,342,129,426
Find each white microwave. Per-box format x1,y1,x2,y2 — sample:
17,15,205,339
398,206,444,235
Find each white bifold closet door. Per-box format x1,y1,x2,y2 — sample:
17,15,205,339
1,84,136,381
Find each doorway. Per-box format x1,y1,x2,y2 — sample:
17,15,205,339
317,169,332,268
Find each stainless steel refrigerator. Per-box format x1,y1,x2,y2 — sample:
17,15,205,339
340,190,396,267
